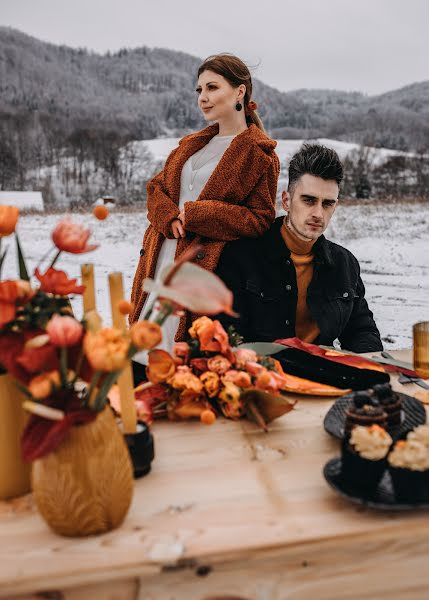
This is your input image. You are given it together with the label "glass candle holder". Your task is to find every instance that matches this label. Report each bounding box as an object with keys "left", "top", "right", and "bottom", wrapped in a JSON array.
[{"left": 413, "top": 321, "right": 429, "bottom": 379}]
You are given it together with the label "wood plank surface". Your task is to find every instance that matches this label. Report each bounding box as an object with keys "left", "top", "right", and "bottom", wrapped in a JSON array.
[{"left": 2, "top": 350, "right": 429, "bottom": 599}]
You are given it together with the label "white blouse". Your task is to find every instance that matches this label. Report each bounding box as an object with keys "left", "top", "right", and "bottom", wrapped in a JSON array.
[{"left": 134, "top": 134, "right": 235, "bottom": 365}]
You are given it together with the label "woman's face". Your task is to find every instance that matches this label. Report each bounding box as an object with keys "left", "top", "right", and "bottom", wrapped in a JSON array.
[{"left": 196, "top": 70, "right": 245, "bottom": 122}]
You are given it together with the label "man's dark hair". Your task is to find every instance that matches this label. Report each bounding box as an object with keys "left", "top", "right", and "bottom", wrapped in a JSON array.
[{"left": 288, "top": 144, "right": 343, "bottom": 193}]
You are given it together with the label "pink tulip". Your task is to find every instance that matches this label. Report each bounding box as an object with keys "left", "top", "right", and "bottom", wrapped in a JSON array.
[
  {"left": 52, "top": 219, "right": 98, "bottom": 254},
  {"left": 234, "top": 348, "right": 258, "bottom": 369},
  {"left": 46, "top": 315, "right": 84, "bottom": 347}
]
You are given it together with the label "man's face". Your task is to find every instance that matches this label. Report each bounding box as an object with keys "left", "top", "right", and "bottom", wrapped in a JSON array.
[{"left": 282, "top": 174, "right": 339, "bottom": 241}]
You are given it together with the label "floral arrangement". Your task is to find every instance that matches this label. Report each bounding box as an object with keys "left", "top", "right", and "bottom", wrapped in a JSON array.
[
  {"left": 133, "top": 316, "right": 297, "bottom": 430},
  {"left": 0, "top": 204, "right": 238, "bottom": 458},
  {"left": 0, "top": 206, "right": 161, "bottom": 460}
]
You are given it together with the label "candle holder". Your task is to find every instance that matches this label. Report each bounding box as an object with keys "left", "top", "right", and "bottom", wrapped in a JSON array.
[{"left": 120, "top": 419, "right": 155, "bottom": 479}]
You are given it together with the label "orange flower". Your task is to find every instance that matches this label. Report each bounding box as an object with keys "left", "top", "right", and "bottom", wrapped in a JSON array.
[
  {"left": 169, "top": 367, "right": 203, "bottom": 393},
  {"left": 172, "top": 341, "right": 190, "bottom": 365},
  {"left": 92, "top": 205, "right": 109, "bottom": 220},
  {"left": 189, "top": 316, "right": 213, "bottom": 339},
  {"left": 198, "top": 320, "right": 233, "bottom": 359},
  {"left": 130, "top": 320, "right": 162, "bottom": 350},
  {"left": 118, "top": 299, "right": 134, "bottom": 315},
  {"left": 35, "top": 267, "right": 85, "bottom": 295},
  {"left": 234, "top": 348, "right": 258, "bottom": 369},
  {"left": 46, "top": 315, "right": 84, "bottom": 347},
  {"left": 218, "top": 382, "right": 245, "bottom": 419},
  {"left": 0, "top": 280, "right": 33, "bottom": 327},
  {"left": 84, "top": 328, "right": 130, "bottom": 372},
  {"left": 207, "top": 354, "right": 232, "bottom": 375},
  {"left": 200, "top": 371, "right": 220, "bottom": 398},
  {"left": 245, "top": 361, "right": 265, "bottom": 376},
  {"left": 146, "top": 349, "right": 176, "bottom": 383},
  {"left": 52, "top": 219, "right": 98, "bottom": 254},
  {"left": 0, "top": 205, "right": 19, "bottom": 237},
  {"left": 28, "top": 370, "right": 61, "bottom": 399},
  {"left": 222, "top": 369, "right": 252, "bottom": 388}
]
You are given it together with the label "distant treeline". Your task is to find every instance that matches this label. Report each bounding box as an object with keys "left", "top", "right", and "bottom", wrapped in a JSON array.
[{"left": 0, "top": 26, "right": 428, "bottom": 203}]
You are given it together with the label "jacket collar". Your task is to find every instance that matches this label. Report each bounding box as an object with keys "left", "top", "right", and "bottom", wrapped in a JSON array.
[
  {"left": 187, "top": 123, "right": 277, "bottom": 155},
  {"left": 262, "top": 217, "right": 335, "bottom": 268}
]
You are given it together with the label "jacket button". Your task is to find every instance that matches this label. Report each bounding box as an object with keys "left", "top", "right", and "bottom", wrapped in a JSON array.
[
  {"left": 343, "top": 292, "right": 349, "bottom": 298},
  {"left": 285, "top": 319, "right": 290, "bottom": 326},
  {"left": 140, "top": 248, "right": 145, "bottom": 256},
  {"left": 285, "top": 284, "right": 292, "bottom": 291},
  {"left": 196, "top": 250, "right": 205, "bottom": 260}
]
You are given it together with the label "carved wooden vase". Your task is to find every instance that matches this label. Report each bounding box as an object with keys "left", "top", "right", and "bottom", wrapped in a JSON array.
[
  {"left": 32, "top": 406, "right": 134, "bottom": 537},
  {"left": 0, "top": 374, "right": 31, "bottom": 500}
]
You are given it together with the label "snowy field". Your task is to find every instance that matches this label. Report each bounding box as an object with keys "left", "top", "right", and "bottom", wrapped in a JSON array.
[{"left": 3, "top": 201, "right": 429, "bottom": 350}]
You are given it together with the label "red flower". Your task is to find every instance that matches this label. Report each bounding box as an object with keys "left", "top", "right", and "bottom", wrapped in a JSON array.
[
  {"left": 52, "top": 219, "right": 98, "bottom": 254},
  {"left": 35, "top": 267, "right": 85, "bottom": 295},
  {"left": 46, "top": 315, "right": 83, "bottom": 347}
]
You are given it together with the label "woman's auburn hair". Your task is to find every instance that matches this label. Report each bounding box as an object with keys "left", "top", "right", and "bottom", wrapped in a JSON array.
[{"left": 197, "top": 53, "right": 265, "bottom": 132}]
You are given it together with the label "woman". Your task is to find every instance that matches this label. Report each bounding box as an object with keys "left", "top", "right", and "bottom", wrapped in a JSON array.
[{"left": 130, "top": 53, "right": 280, "bottom": 363}]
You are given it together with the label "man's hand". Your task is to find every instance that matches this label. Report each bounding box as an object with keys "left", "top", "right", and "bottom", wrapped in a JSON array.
[
  {"left": 178, "top": 210, "right": 185, "bottom": 225},
  {"left": 171, "top": 218, "right": 185, "bottom": 238}
]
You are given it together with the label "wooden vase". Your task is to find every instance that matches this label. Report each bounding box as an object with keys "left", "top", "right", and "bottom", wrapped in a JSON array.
[
  {"left": 0, "top": 374, "right": 31, "bottom": 500},
  {"left": 32, "top": 406, "right": 134, "bottom": 537}
]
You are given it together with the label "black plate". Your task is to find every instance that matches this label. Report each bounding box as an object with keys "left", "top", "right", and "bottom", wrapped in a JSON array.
[
  {"left": 323, "top": 392, "right": 426, "bottom": 441},
  {"left": 324, "top": 457, "right": 429, "bottom": 510}
]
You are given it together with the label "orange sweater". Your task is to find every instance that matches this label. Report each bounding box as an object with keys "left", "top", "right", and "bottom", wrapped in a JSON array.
[{"left": 280, "top": 222, "right": 320, "bottom": 343}]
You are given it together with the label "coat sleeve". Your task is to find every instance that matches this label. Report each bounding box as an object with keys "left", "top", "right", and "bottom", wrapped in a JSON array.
[
  {"left": 183, "top": 155, "right": 279, "bottom": 241},
  {"left": 339, "top": 275, "right": 383, "bottom": 353},
  {"left": 146, "top": 168, "right": 180, "bottom": 238}
]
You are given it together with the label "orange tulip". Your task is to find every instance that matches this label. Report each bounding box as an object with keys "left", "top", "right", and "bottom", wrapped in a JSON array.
[
  {"left": 0, "top": 205, "right": 19, "bottom": 237},
  {"left": 130, "top": 320, "right": 162, "bottom": 350},
  {"left": 146, "top": 349, "right": 176, "bottom": 384},
  {"left": 52, "top": 218, "right": 98, "bottom": 254},
  {"left": 35, "top": 267, "right": 85, "bottom": 295},
  {"left": 222, "top": 369, "right": 252, "bottom": 388},
  {"left": 0, "top": 279, "right": 33, "bottom": 327},
  {"left": 84, "top": 328, "right": 130, "bottom": 372}
]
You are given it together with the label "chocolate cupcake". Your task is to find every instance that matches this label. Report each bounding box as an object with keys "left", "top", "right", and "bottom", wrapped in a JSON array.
[
  {"left": 388, "top": 438, "right": 429, "bottom": 502},
  {"left": 341, "top": 424, "right": 392, "bottom": 494},
  {"left": 372, "top": 383, "right": 402, "bottom": 427},
  {"left": 345, "top": 391, "right": 388, "bottom": 434}
]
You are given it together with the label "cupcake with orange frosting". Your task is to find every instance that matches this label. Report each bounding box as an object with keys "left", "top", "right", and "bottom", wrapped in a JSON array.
[
  {"left": 341, "top": 424, "right": 392, "bottom": 493},
  {"left": 388, "top": 436, "right": 429, "bottom": 502}
]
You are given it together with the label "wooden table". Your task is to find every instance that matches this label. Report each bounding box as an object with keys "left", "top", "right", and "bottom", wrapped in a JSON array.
[{"left": 2, "top": 350, "right": 429, "bottom": 600}]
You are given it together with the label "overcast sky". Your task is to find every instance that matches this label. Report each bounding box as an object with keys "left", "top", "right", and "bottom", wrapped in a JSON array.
[{"left": 1, "top": 0, "right": 428, "bottom": 94}]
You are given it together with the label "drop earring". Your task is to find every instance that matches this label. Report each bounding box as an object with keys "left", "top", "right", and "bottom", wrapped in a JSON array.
[{"left": 235, "top": 101, "right": 242, "bottom": 112}]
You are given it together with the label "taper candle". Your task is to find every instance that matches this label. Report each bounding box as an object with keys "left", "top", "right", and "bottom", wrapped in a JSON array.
[{"left": 108, "top": 272, "right": 137, "bottom": 433}]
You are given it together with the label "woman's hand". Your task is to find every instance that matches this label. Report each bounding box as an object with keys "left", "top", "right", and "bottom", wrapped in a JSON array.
[{"left": 171, "top": 218, "right": 185, "bottom": 239}]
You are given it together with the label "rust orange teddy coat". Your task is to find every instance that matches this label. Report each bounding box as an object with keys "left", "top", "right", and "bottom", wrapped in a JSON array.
[{"left": 130, "top": 122, "right": 280, "bottom": 339}]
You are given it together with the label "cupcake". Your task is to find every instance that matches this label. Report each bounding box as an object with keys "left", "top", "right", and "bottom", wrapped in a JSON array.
[
  {"left": 388, "top": 438, "right": 429, "bottom": 502},
  {"left": 372, "top": 383, "right": 402, "bottom": 427},
  {"left": 407, "top": 425, "right": 429, "bottom": 448},
  {"left": 341, "top": 424, "right": 392, "bottom": 494},
  {"left": 344, "top": 391, "right": 388, "bottom": 434}
]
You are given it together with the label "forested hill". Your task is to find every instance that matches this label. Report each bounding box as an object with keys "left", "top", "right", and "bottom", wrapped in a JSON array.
[{"left": 1, "top": 26, "right": 428, "bottom": 152}]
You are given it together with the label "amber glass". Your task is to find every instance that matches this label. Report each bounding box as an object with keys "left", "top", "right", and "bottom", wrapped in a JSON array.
[{"left": 413, "top": 321, "right": 429, "bottom": 379}]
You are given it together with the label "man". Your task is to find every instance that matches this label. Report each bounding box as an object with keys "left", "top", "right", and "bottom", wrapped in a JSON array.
[{"left": 216, "top": 143, "right": 383, "bottom": 353}]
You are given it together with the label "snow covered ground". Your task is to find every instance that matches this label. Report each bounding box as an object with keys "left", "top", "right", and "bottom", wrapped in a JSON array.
[{"left": 4, "top": 201, "right": 428, "bottom": 350}]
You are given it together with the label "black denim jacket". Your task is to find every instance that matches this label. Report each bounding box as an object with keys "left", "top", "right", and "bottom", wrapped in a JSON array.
[{"left": 215, "top": 217, "right": 383, "bottom": 353}]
